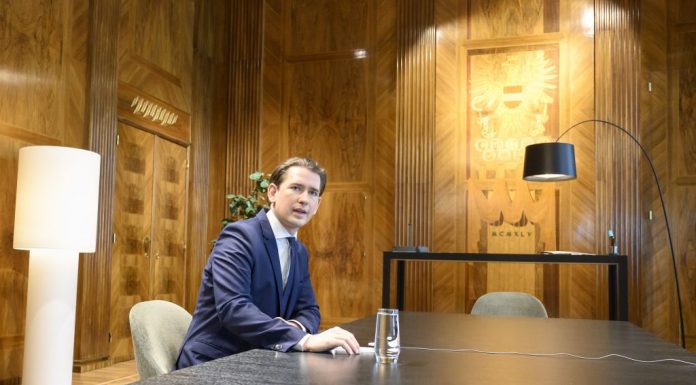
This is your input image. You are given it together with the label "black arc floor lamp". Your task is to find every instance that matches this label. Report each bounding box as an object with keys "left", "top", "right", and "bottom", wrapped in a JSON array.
[{"left": 522, "top": 118, "right": 686, "bottom": 349}]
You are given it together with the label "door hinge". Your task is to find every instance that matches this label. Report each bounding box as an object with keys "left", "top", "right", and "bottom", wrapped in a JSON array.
[
  {"left": 112, "top": 232, "right": 116, "bottom": 244},
  {"left": 116, "top": 134, "right": 120, "bottom": 145}
]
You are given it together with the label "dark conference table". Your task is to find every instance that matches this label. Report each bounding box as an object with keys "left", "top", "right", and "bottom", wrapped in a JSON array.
[{"left": 135, "top": 312, "right": 696, "bottom": 384}]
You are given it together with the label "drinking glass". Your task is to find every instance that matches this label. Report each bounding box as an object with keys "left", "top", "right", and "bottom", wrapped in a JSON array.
[{"left": 374, "top": 308, "right": 400, "bottom": 364}]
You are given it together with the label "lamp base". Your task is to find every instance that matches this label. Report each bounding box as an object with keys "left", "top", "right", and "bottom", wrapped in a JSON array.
[{"left": 22, "top": 249, "right": 79, "bottom": 385}]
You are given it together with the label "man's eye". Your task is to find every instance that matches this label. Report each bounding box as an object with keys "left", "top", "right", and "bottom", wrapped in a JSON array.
[
  {"left": 290, "top": 185, "right": 301, "bottom": 191},
  {"left": 309, "top": 190, "right": 320, "bottom": 197}
]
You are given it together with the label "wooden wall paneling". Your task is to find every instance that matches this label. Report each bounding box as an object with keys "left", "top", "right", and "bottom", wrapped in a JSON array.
[
  {"left": 1, "top": 0, "right": 88, "bottom": 380},
  {"left": 301, "top": 191, "right": 371, "bottom": 326},
  {"left": 0, "top": 1, "right": 64, "bottom": 141},
  {"left": 396, "top": 0, "right": 436, "bottom": 312},
  {"left": 559, "top": 0, "right": 598, "bottom": 320},
  {"left": 667, "top": 2, "right": 696, "bottom": 348},
  {"left": 109, "top": 124, "right": 154, "bottom": 364},
  {"left": 281, "top": 0, "right": 375, "bottom": 326},
  {"left": 639, "top": 0, "right": 678, "bottom": 346},
  {"left": 468, "top": 0, "right": 547, "bottom": 39},
  {"left": 373, "top": 0, "right": 397, "bottom": 311},
  {"left": 64, "top": 0, "right": 91, "bottom": 150},
  {"left": 227, "top": 0, "right": 263, "bottom": 195},
  {"left": 462, "top": 0, "right": 562, "bottom": 314},
  {"left": 75, "top": 0, "right": 120, "bottom": 373},
  {"left": 431, "top": 0, "right": 465, "bottom": 314},
  {"left": 594, "top": 0, "right": 641, "bottom": 322},
  {"left": 286, "top": 60, "right": 370, "bottom": 181},
  {"left": 151, "top": 137, "right": 188, "bottom": 304},
  {"left": 673, "top": 30, "right": 696, "bottom": 182},
  {"left": 117, "top": 0, "right": 194, "bottom": 114},
  {"left": 107, "top": 0, "right": 195, "bottom": 366},
  {"left": 0, "top": 140, "right": 31, "bottom": 383},
  {"left": 205, "top": 3, "right": 232, "bottom": 264},
  {"left": 673, "top": 186, "right": 696, "bottom": 348},
  {"left": 188, "top": 0, "right": 228, "bottom": 313},
  {"left": 287, "top": 0, "right": 368, "bottom": 55},
  {"left": 260, "top": 0, "right": 285, "bottom": 172}
]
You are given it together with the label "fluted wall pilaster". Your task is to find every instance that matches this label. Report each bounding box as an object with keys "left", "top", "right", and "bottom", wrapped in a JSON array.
[{"left": 395, "top": 0, "right": 436, "bottom": 310}]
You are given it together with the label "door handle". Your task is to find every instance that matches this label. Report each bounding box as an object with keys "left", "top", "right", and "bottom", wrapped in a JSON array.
[{"left": 143, "top": 236, "right": 151, "bottom": 258}]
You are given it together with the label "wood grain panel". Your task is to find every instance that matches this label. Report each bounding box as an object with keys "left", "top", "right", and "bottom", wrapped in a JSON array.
[
  {"left": 432, "top": 0, "right": 465, "bottom": 313},
  {"left": 260, "top": 0, "right": 285, "bottom": 172},
  {"left": 560, "top": 0, "right": 599, "bottom": 320},
  {"left": 286, "top": 59, "right": 369, "bottom": 182},
  {"left": 673, "top": 186, "right": 696, "bottom": 347},
  {"left": 300, "top": 192, "right": 371, "bottom": 326},
  {"left": 372, "top": 0, "right": 397, "bottom": 312},
  {"left": 665, "top": 0, "right": 696, "bottom": 348},
  {"left": 0, "top": 1, "right": 63, "bottom": 140},
  {"left": 673, "top": 31, "right": 696, "bottom": 179},
  {"left": 0, "top": 139, "right": 30, "bottom": 383},
  {"left": 117, "top": 0, "right": 194, "bottom": 112},
  {"left": 639, "top": 0, "right": 677, "bottom": 346},
  {"left": 287, "top": 0, "right": 369, "bottom": 55},
  {"left": 110, "top": 124, "right": 155, "bottom": 364},
  {"left": 468, "top": 0, "right": 546, "bottom": 39},
  {"left": 152, "top": 137, "right": 188, "bottom": 304},
  {"left": 188, "top": 0, "right": 228, "bottom": 312}
]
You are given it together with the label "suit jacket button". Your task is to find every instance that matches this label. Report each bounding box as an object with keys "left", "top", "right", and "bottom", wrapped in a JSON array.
[{"left": 274, "top": 344, "right": 282, "bottom": 350}]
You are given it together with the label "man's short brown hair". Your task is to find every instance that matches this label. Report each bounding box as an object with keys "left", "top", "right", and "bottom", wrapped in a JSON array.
[{"left": 269, "top": 157, "right": 327, "bottom": 195}]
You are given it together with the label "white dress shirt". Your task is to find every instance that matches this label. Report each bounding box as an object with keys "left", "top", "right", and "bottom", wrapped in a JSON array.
[{"left": 266, "top": 209, "right": 310, "bottom": 350}]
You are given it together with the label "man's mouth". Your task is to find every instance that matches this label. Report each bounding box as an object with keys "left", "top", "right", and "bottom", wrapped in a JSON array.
[{"left": 293, "top": 208, "right": 307, "bottom": 215}]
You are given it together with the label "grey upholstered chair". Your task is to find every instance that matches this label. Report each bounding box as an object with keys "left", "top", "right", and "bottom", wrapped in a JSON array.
[
  {"left": 129, "top": 300, "right": 192, "bottom": 379},
  {"left": 471, "top": 291, "right": 548, "bottom": 318}
]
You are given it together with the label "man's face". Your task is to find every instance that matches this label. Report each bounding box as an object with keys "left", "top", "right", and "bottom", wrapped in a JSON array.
[{"left": 268, "top": 166, "right": 322, "bottom": 233}]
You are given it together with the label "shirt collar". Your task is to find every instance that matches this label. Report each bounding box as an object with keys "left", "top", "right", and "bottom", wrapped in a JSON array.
[{"left": 266, "top": 209, "right": 297, "bottom": 239}]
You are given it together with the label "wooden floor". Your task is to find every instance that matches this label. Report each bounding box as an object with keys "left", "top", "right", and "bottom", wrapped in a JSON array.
[{"left": 72, "top": 360, "right": 139, "bottom": 385}]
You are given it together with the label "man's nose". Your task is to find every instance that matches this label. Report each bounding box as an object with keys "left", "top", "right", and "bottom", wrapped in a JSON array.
[{"left": 297, "top": 190, "right": 309, "bottom": 203}]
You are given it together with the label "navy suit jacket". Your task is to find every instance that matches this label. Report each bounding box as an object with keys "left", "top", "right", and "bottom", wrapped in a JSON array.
[{"left": 176, "top": 210, "right": 320, "bottom": 369}]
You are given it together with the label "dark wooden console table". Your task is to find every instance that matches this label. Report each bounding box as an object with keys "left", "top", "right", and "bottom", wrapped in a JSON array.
[{"left": 382, "top": 251, "right": 628, "bottom": 321}]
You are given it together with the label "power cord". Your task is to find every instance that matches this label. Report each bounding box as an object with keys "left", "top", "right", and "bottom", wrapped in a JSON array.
[{"left": 399, "top": 346, "right": 696, "bottom": 367}]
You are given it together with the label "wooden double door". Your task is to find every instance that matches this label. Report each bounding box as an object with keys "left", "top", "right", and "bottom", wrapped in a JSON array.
[{"left": 109, "top": 123, "right": 189, "bottom": 363}]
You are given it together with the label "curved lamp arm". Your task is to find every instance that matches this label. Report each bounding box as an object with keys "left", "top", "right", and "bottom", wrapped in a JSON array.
[{"left": 524, "top": 118, "right": 685, "bottom": 349}]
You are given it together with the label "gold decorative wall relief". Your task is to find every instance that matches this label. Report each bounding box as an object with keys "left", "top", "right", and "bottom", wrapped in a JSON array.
[
  {"left": 465, "top": 45, "right": 560, "bottom": 297},
  {"left": 468, "top": 179, "right": 555, "bottom": 253},
  {"left": 468, "top": 44, "right": 559, "bottom": 172}
]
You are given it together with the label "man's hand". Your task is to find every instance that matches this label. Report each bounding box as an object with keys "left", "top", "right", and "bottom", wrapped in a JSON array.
[{"left": 303, "top": 327, "right": 360, "bottom": 354}]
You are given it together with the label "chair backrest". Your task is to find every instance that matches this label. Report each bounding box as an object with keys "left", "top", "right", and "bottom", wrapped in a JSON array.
[
  {"left": 471, "top": 291, "right": 548, "bottom": 318},
  {"left": 129, "top": 300, "right": 192, "bottom": 379}
]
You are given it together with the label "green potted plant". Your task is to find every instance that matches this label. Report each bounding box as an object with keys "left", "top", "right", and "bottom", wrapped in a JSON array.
[{"left": 222, "top": 171, "right": 270, "bottom": 225}]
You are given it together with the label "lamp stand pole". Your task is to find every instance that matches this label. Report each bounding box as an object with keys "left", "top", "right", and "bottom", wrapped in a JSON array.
[
  {"left": 558, "top": 119, "right": 686, "bottom": 349},
  {"left": 22, "top": 249, "right": 80, "bottom": 385}
]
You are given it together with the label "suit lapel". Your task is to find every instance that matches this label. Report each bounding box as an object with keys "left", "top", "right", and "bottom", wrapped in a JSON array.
[{"left": 257, "top": 210, "right": 284, "bottom": 310}]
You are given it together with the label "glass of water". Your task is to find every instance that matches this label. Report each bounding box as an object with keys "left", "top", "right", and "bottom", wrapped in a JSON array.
[{"left": 374, "top": 308, "right": 400, "bottom": 364}]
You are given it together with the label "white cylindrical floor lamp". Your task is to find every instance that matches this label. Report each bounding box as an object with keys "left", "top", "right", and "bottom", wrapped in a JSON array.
[{"left": 13, "top": 146, "right": 101, "bottom": 385}]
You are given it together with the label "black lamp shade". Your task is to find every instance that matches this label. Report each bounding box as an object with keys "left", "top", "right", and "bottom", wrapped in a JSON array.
[{"left": 523, "top": 142, "right": 577, "bottom": 181}]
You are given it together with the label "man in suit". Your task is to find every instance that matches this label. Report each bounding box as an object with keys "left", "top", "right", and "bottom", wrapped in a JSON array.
[{"left": 176, "top": 157, "right": 360, "bottom": 369}]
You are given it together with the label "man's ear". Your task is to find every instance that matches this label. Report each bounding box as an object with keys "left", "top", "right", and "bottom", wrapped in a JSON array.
[{"left": 267, "top": 183, "right": 278, "bottom": 203}]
